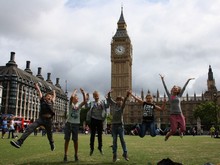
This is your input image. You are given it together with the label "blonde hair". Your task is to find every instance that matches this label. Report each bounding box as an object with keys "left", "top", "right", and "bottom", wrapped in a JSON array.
[
  {"left": 171, "top": 85, "right": 181, "bottom": 95},
  {"left": 93, "top": 91, "right": 99, "bottom": 95}
]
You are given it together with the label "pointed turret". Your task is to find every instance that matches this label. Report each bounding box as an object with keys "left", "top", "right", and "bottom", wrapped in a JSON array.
[
  {"left": 113, "top": 7, "right": 130, "bottom": 40},
  {"left": 207, "top": 65, "right": 217, "bottom": 92}
]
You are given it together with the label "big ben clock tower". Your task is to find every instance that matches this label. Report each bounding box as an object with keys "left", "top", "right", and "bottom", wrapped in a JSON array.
[{"left": 111, "top": 7, "right": 133, "bottom": 99}]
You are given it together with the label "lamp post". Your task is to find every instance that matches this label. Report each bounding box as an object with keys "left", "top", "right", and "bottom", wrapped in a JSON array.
[
  {"left": 0, "top": 85, "right": 3, "bottom": 115},
  {"left": 213, "top": 92, "right": 219, "bottom": 126}
]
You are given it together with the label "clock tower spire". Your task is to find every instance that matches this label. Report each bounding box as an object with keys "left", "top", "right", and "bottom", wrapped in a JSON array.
[{"left": 111, "top": 7, "right": 133, "bottom": 99}]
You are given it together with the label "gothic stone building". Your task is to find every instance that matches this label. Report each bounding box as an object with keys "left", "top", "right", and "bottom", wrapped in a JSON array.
[
  {"left": 111, "top": 8, "right": 220, "bottom": 132},
  {"left": 0, "top": 52, "right": 68, "bottom": 128}
]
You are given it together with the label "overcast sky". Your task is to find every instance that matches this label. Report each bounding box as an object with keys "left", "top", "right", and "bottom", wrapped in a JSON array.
[{"left": 0, "top": 0, "right": 220, "bottom": 98}]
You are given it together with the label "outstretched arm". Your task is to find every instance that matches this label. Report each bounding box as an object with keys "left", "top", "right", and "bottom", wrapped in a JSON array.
[
  {"left": 159, "top": 74, "right": 170, "bottom": 97},
  {"left": 155, "top": 97, "right": 166, "bottom": 111},
  {"left": 121, "top": 90, "right": 130, "bottom": 109},
  {"left": 128, "top": 90, "right": 143, "bottom": 104},
  {"left": 70, "top": 89, "right": 77, "bottom": 104},
  {"left": 106, "top": 89, "right": 115, "bottom": 105},
  {"left": 35, "top": 83, "right": 43, "bottom": 99},
  {"left": 79, "top": 88, "right": 86, "bottom": 107},
  {"left": 179, "top": 78, "right": 195, "bottom": 96}
]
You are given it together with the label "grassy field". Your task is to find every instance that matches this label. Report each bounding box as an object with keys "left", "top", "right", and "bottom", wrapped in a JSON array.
[{"left": 0, "top": 133, "right": 220, "bottom": 165}]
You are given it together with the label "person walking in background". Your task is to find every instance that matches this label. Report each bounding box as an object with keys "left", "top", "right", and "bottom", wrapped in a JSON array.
[
  {"left": 128, "top": 91, "right": 166, "bottom": 138},
  {"left": 106, "top": 89, "right": 130, "bottom": 162},
  {"left": 159, "top": 74, "right": 194, "bottom": 141},
  {"left": 210, "top": 125, "right": 215, "bottom": 138},
  {"left": 10, "top": 83, "right": 56, "bottom": 151},
  {"left": 1, "top": 116, "right": 8, "bottom": 139},
  {"left": 86, "top": 90, "right": 108, "bottom": 156},
  {"left": 8, "top": 116, "right": 15, "bottom": 139},
  {"left": 63, "top": 88, "right": 86, "bottom": 162}
]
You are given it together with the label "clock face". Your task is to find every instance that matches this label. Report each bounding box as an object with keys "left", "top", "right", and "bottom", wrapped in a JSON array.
[{"left": 115, "top": 45, "right": 125, "bottom": 55}]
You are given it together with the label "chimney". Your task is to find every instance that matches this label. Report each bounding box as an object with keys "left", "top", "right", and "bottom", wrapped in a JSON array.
[
  {"left": 55, "top": 78, "right": 61, "bottom": 88},
  {"left": 46, "top": 73, "right": 53, "bottom": 84},
  {"left": 36, "top": 67, "right": 44, "bottom": 80},
  {"left": 24, "top": 61, "right": 33, "bottom": 75},
  {"left": 6, "top": 52, "right": 18, "bottom": 67}
]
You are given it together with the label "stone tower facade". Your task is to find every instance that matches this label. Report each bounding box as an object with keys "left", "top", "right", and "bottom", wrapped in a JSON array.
[{"left": 111, "top": 7, "right": 132, "bottom": 100}]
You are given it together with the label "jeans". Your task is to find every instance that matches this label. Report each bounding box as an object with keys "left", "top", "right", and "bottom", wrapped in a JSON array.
[
  {"left": 138, "top": 120, "right": 159, "bottom": 137},
  {"left": 18, "top": 117, "right": 54, "bottom": 144},
  {"left": 112, "top": 124, "right": 127, "bottom": 154},
  {"left": 8, "top": 129, "right": 15, "bottom": 138}
]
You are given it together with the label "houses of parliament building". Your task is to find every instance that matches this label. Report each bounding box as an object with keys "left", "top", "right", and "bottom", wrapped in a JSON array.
[{"left": 0, "top": 8, "right": 219, "bottom": 132}]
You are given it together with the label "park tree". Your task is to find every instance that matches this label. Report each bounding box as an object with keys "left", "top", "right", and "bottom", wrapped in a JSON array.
[{"left": 193, "top": 101, "right": 220, "bottom": 128}]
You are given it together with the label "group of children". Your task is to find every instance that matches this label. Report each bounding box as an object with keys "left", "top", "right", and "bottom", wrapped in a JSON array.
[{"left": 10, "top": 75, "right": 194, "bottom": 163}]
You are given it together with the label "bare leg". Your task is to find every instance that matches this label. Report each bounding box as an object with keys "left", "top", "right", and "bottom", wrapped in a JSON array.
[
  {"left": 74, "top": 141, "right": 79, "bottom": 161},
  {"left": 64, "top": 140, "right": 69, "bottom": 156}
]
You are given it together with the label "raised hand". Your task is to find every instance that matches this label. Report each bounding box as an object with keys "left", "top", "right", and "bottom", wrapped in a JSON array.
[{"left": 159, "top": 74, "right": 164, "bottom": 80}]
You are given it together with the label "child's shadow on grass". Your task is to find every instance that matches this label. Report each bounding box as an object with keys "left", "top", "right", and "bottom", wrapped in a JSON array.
[{"left": 18, "top": 160, "right": 140, "bottom": 165}]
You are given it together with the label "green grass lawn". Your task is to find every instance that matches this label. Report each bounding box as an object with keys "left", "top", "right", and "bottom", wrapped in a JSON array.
[{"left": 0, "top": 133, "right": 220, "bottom": 165}]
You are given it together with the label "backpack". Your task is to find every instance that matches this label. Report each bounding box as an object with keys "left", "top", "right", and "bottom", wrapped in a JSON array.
[{"left": 157, "top": 158, "right": 183, "bottom": 165}]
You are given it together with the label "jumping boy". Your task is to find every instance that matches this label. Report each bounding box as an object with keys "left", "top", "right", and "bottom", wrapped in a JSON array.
[
  {"left": 63, "top": 88, "right": 86, "bottom": 162},
  {"left": 86, "top": 90, "right": 108, "bottom": 156},
  {"left": 10, "top": 83, "right": 56, "bottom": 151},
  {"left": 107, "top": 89, "right": 129, "bottom": 162}
]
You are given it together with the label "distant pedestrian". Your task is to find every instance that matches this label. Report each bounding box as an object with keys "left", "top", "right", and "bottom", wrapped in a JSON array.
[
  {"left": 1, "top": 117, "right": 8, "bottom": 139},
  {"left": 210, "top": 125, "right": 215, "bottom": 138},
  {"left": 8, "top": 117, "right": 15, "bottom": 139}
]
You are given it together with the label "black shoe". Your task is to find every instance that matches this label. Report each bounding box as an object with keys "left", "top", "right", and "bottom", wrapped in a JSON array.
[
  {"left": 74, "top": 155, "right": 79, "bottom": 162},
  {"left": 122, "top": 153, "right": 129, "bottom": 161},
  {"left": 113, "top": 153, "right": 117, "bottom": 162},
  {"left": 10, "top": 140, "right": 21, "bottom": 148},
  {"left": 98, "top": 148, "right": 104, "bottom": 155},
  {"left": 63, "top": 155, "right": 67, "bottom": 162},
  {"left": 159, "top": 128, "right": 164, "bottom": 135},
  {"left": 90, "top": 149, "right": 94, "bottom": 156},
  {"left": 50, "top": 143, "right": 55, "bottom": 151}
]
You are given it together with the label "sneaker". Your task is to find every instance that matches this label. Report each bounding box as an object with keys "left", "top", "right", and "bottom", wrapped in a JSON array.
[
  {"left": 158, "top": 128, "right": 164, "bottom": 135},
  {"left": 50, "top": 143, "right": 55, "bottom": 151},
  {"left": 113, "top": 153, "right": 117, "bottom": 162},
  {"left": 90, "top": 149, "right": 94, "bottom": 156},
  {"left": 180, "top": 132, "right": 183, "bottom": 138},
  {"left": 122, "top": 153, "right": 129, "bottom": 161},
  {"left": 74, "top": 155, "right": 79, "bottom": 162},
  {"left": 164, "top": 135, "right": 169, "bottom": 141},
  {"left": 10, "top": 140, "right": 21, "bottom": 148},
  {"left": 63, "top": 155, "right": 67, "bottom": 162},
  {"left": 98, "top": 148, "right": 104, "bottom": 155}
]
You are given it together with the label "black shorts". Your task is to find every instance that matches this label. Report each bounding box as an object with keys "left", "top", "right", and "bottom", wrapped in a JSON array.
[{"left": 64, "top": 122, "right": 79, "bottom": 142}]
